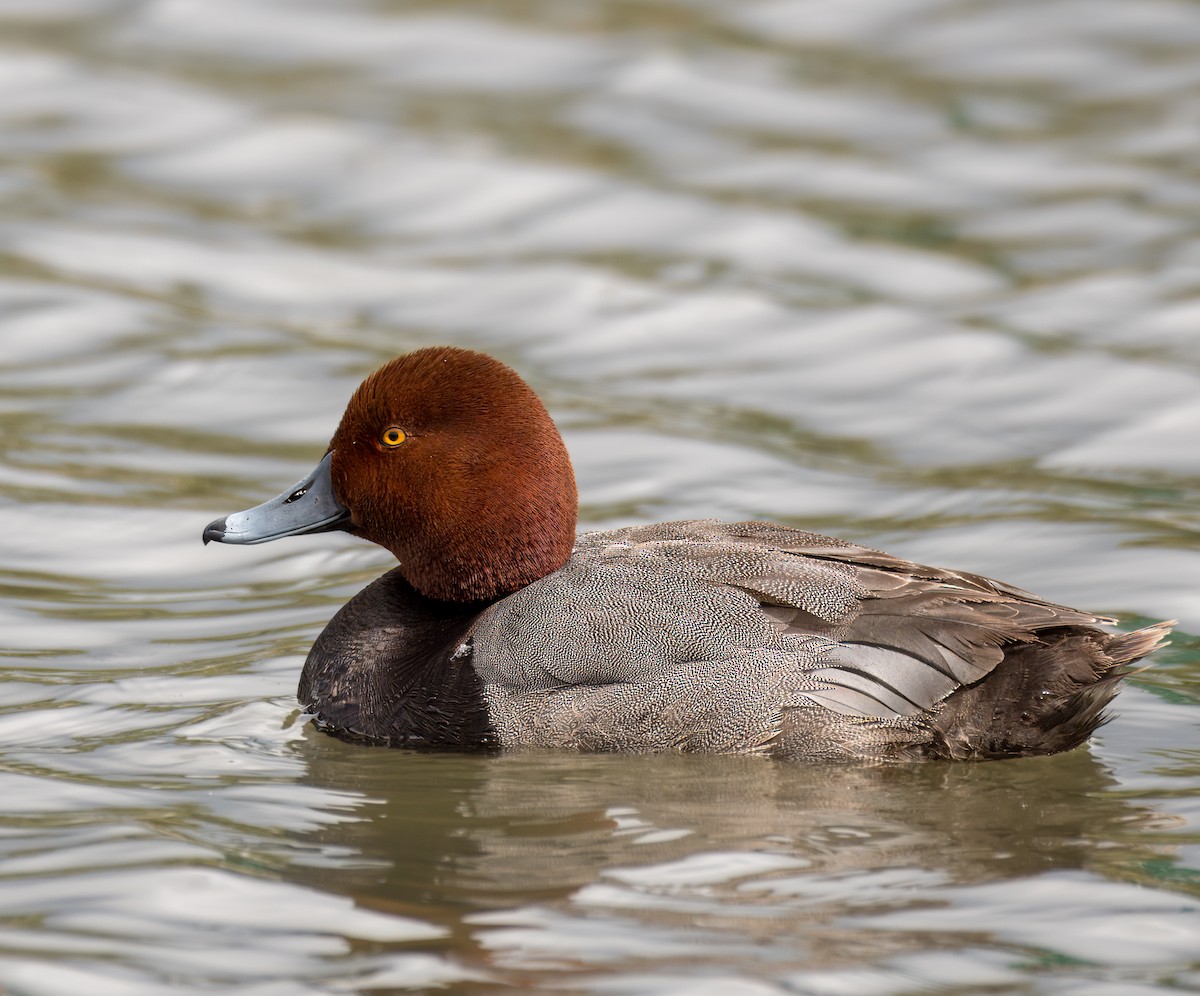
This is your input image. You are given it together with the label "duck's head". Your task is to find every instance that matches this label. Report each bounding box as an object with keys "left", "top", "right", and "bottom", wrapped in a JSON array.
[{"left": 203, "top": 347, "right": 579, "bottom": 603}]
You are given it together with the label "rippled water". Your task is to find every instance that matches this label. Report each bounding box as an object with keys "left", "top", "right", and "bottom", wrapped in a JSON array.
[{"left": 2, "top": 0, "right": 1199, "bottom": 992}]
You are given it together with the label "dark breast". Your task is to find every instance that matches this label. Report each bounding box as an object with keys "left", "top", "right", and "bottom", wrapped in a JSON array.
[{"left": 299, "top": 567, "right": 497, "bottom": 748}]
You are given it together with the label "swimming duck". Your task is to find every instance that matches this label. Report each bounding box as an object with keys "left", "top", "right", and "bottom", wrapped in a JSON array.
[{"left": 203, "top": 347, "right": 1172, "bottom": 760}]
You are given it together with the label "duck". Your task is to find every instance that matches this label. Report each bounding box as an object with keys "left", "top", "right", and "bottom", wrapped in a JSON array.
[{"left": 203, "top": 346, "right": 1173, "bottom": 760}]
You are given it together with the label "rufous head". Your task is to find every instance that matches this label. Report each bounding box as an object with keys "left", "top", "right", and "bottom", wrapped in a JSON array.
[{"left": 204, "top": 347, "right": 579, "bottom": 603}]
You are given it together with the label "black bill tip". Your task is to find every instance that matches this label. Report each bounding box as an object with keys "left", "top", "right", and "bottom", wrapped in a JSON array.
[{"left": 202, "top": 518, "right": 227, "bottom": 545}]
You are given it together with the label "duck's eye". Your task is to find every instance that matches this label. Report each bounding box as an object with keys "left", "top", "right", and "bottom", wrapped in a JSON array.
[{"left": 380, "top": 426, "right": 407, "bottom": 447}]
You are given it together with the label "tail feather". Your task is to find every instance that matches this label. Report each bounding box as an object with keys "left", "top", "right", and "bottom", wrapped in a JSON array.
[
  {"left": 927, "top": 621, "right": 1173, "bottom": 760},
  {"left": 1103, "top": 620, "right": 1174, "bottom": 665}
]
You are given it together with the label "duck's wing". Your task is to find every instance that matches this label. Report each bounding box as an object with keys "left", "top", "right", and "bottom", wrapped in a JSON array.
[
  {"left": 736, "top": 527, "right": 1108, "bottom": 719},
  {"left": 583, "top": 520, "right": 1147, "bottom": 722},
  {"left": 479, "top": 521, "right": 1169, "bottom": 758}
]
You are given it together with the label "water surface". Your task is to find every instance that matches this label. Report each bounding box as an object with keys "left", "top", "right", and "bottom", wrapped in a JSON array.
[{"left": 1, "top": 0, "right": 1199, "bottom": 992}]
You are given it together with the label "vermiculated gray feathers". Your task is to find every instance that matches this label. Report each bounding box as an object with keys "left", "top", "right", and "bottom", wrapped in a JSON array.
[{"left": 466, "top": 520, "right": 1170, "bottom": 759}]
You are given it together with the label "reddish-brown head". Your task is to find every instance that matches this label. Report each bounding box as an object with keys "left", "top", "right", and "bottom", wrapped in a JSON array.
[{"left": 327, "top": 347, "right": 578, "bottom": 603}]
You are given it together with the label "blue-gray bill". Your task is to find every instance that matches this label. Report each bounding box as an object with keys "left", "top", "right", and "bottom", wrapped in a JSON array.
[{"left": 202, "top": 451, "right": 351, "bottom": 545}]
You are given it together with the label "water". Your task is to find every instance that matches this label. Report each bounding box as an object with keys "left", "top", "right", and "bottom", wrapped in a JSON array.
[{"left": 1, "top": 0, "right": 1199, "bottom": 991}]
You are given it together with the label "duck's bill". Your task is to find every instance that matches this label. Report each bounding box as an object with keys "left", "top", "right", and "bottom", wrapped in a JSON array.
[{"left": 202, "top": 451, "right": 351, "bottom": 545}]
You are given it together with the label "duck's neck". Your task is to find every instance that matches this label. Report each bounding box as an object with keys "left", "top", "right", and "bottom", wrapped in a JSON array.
[
  {"left": 298, "top": 567, "right": 497, "bottom": 748},
  {"left": 396, "top": 515, "right": 575, "bottom": 603}
]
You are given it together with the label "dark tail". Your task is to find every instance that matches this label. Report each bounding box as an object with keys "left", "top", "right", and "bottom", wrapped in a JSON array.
[{"left": 928, "top": 620, "right": 1174, "bottom": 760}]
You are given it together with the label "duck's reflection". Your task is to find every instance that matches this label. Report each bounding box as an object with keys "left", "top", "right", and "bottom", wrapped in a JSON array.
[{"left": 288, "top": 733, "right": 1174, "bottom": 933}]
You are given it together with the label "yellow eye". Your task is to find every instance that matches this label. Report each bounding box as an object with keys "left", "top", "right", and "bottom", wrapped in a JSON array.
[{"left": 380, "top": 426, "right": 407, "bottom": 447}]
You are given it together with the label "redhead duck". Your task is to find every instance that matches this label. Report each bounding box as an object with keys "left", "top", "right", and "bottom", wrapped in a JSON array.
[{"left": 203, "top": 347, "right": 1172, "bottom": 760}]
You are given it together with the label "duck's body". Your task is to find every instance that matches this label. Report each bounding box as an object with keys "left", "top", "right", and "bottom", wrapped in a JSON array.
[
  {"left": 299, "top": 519, "right": 1168, "bottom": 760},
  {"left": 204, "top": 347, "right": 1172, "bottom": 761}
]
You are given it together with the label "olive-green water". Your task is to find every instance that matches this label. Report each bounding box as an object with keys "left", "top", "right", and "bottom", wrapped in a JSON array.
[{"left": 1, "top": 1, "right": 1199, "bottom": 992}]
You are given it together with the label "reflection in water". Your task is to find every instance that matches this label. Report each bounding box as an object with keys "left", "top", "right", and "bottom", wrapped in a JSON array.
[{"left": 290, "top": 739, "right": 1192, "bottom": 984}]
